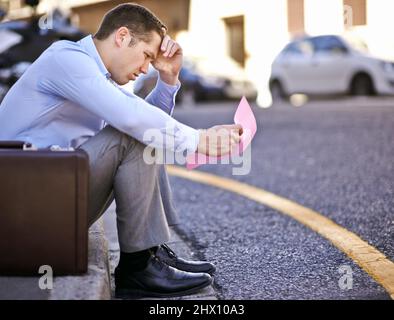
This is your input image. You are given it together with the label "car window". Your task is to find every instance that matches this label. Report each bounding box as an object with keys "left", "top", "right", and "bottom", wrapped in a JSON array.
[
  {"left": 311, "top": 36, "right": 347, "bottom": 54},
  {"left": 282, "top": 40, "right": 314, "bottom": 57},
  {"left": 298, "top": 40, "right": 314, "bottom": 55},
  {"left": 283, "top": 43, "right": 302, "bottom": 55}
]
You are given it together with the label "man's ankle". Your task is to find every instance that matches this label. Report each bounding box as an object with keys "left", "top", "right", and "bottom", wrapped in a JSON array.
[{"left": 118, "top": 249, "right": 152, "bottom": 272}]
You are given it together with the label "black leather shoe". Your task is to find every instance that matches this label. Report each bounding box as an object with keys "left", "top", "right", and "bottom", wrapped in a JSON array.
[
  {"left": 115, "top": 255, "right": 213, "bottom": 298},
  {"left": 154, "top": 244, "right": 216, "bottom": 275}
]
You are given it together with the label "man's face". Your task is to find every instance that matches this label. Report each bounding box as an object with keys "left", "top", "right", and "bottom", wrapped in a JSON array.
[{"left": 111, "top": 29, "right": 162, "bottom": 85}]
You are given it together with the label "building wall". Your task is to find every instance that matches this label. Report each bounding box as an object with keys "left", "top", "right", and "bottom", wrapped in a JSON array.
[
  {"left": 361, "top": 0, "right": 394, "bottom": 60},
  {"left": 2, "top": 0, "right": 190, "bottom": 38},
  {"left": 71, "top": 0, "right": 190, "bottom": 37},
  {"left": 186, "top": 0, "right": 289, "bottom": 107},
  {"left": 287, "top": 0, "right": 304, "bottom": 36},
  {"left": 304, "top": 0, "right": 344, "bottom": 35},
  {"left": 244, "top": 0, "right": 288, "bottom": 106}
]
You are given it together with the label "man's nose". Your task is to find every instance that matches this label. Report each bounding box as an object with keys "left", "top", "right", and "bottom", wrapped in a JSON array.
[{"left": 140, "top": 61, "right": 150, "bottom": 74}]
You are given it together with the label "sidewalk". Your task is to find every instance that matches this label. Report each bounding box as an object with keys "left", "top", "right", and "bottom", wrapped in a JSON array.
[
  {"left": 0, "top": 220, "right": 110, "bottom": 300},
  {"left": 0, "top": 203, "right": 217, "bottom": 300}
]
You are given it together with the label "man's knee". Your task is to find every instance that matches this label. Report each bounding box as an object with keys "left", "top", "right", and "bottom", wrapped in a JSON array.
[
  {"left": 104, "top": 126, "right": 156, "bottom": 166},
  {"left": 103, "top": 125, "right": 133, "bottom": 143},
  {"left": 103, "top": 125, "right": 140, "bottom": 151}
]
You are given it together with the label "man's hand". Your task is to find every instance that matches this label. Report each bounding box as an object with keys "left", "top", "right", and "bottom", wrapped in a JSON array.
[
  {"left": 197, "top": 124, "right": 243, "bottom": 157},
  {"left": 152, "top": 31, "right": 183, "bottom": 86}
]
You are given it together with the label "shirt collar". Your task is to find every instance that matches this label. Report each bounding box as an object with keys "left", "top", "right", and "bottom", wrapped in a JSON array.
[{"left": 79, "top": 35, "right": 111, "bottom": 78}]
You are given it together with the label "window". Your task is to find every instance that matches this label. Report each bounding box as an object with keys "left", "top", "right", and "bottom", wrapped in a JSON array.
[
  {"left": 343, "top": 0, "right": 366, "bottom": 27},
  {"left": 311, "top": 36, "right": 348, "bottom": 53},
  {"left": 287, "top": 0, "right": 304, "bottom": 34},
  {"left": 283, "top": 43, "right": 303, "bottom": 55},
  {"left": 282, "top": 39, "right": 313, "bottom": 57},
  {"left": 298, "top": 40, "right": 314, "bottom": 56},
  {"left": 223, "top": 15, "right": 245, "bottom": 67}
]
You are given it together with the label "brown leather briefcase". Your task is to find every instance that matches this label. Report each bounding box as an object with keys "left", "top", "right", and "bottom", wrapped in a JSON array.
[{"left": 0, "top": 141, "right": 89, "bottom": 275}]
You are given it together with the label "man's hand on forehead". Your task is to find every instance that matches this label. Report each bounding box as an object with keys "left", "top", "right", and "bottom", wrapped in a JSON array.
[
  {"left": 152, "top": 28, "right": 183, "bottom": 85},
  {"left": 159, "top": 29, "right": 181, "bottom": 58}
]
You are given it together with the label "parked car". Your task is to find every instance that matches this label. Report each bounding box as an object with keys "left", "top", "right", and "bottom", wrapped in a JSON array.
[
  {"left": 269, "top": 34, "right": 394, "bottom": 102},
  {"left": 134, "top": 56, "right": 258, "bottom": 103}
]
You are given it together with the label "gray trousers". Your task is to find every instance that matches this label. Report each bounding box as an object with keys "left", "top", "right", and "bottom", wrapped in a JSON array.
[{"left": 78, "top": 125, "right": 179, "bottom": 253}]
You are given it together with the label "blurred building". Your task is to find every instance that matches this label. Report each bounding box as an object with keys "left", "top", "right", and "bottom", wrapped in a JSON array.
[
  {"left": 183, "top": 0, "right": 394, "bottom": 106},
  {"left": 0, "top": 0, "right": 190, "bottom": 38},
  {"left": 2, "top": 0, "right": 394, "bottom": 106}
]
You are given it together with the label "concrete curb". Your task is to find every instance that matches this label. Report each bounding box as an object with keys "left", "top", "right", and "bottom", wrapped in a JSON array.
[
  {"left": 50, "top": 219, "right": 111, "bottom": 300},
  {"left": 0, "top": 207, "right": 216, "bottom": 300},
  {"left": 0, "top": 218, "right": 111, "bottom": 300}
]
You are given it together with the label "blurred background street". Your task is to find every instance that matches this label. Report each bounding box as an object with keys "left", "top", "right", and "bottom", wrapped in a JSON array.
[
  {"left": 4, "top": 0, "right": 394, "bottom": 106},
  {"left": 1, "top": 0, "right": 393, "bottom": 300}
]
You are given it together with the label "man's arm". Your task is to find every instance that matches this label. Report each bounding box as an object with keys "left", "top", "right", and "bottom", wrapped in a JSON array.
[
  {"left": 144, "top": 32, "right": 184, "bottom": 116},
  {"left": 39, "top": 48, "right": 199, "bottom": 154},
  {"left": 144, "top": 75, "right": 180, "bottom": 115},
  {"left": 144, "top": 34, "right": 244, "bottom": 156},
  {"left": 39, "top": 46, "right": 242, "bottom": 157}
]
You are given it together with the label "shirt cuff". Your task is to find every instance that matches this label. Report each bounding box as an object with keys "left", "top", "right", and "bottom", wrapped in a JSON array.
[{"left": 157, "top": 76, "right": 181, "bottom": 115}]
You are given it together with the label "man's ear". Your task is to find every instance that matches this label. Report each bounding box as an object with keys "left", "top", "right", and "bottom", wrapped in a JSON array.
[{"left": 114, "top": 27, "right": 130, "bottom": 47}]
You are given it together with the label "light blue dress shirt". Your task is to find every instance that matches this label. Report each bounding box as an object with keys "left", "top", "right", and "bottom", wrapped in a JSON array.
[{"left": 0, "top": 35, "right": 199, "bottom": 153}]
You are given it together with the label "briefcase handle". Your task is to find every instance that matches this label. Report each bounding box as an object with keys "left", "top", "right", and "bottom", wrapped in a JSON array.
[{"left": 0, "top": 140, "right": 33, "bottom": 149}]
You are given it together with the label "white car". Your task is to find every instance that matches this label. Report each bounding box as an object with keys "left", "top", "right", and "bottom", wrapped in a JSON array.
[{"left": 269, "top": 35, "right": 394, "bottom": 101}]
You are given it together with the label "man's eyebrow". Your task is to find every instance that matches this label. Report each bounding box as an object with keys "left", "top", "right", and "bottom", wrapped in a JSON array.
[{"left": 146, "top": 51, "right": 157, "bottom": 60}]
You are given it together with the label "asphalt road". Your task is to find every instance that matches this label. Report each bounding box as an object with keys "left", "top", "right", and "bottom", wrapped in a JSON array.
[{"left": 169, "top": 97, "right": 394, "bottom": 300}]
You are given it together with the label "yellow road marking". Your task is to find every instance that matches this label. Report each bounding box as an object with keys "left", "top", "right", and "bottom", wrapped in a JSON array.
[{"left": 167, "top": 165, "right": 394, "bottom": 299}]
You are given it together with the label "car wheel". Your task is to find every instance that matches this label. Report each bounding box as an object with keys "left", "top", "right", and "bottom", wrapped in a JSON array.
[
  {"left": 270, "top": 81, "right": 287, "bottom": 103},
  {"left": 351, "top": 74, "right": 375, "bottom": 96}
]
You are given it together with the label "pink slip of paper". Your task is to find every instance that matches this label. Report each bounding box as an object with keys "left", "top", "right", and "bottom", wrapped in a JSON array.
[{"left": 186, "top": 96, "right": 257, "bottom": 169}]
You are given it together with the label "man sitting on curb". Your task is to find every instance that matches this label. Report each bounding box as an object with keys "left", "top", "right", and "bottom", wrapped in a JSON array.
[{"left": 0, "top": 3, "right": 242, "bottom": 298}]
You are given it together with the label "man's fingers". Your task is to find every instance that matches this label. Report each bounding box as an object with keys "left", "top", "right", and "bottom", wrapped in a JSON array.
[
  {"left": 161, "top": 35, "right": 171, "bottom": 51},
  {"left": 164, "top": 41, "right": 176, "bottom": 57},
  {"left": 220, "top": 124, "right": 243, "bottom": 134},
  {"left": 231, "top": 130, "right": 241, "bottom": 144},
  {"left": 199, "top": 125, "right": 244, "bottom": 156},
  {"left": 211, "top": 125, "right": 243, "bottom": 146},
  {"left": 167, "top": 42, "right": 180, "bottom": 57},
  {"left": 233, "top": 124, "right": 243, "bottom": 135},
  {"left": 160, "top": 35, "right": 181, "bottom": 58}
]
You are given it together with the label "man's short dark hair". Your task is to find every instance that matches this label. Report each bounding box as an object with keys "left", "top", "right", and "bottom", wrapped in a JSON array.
[{"left": 94, "top": 3, "right": 167, "bottom": 44}]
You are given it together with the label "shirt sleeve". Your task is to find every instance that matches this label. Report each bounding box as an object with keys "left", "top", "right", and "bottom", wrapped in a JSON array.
[
  {"left": 37, "top": 47, "right": 199, "bottom": 154},
  {"left": 144, "top": 76, "right": 180, "bottom": 116}
]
